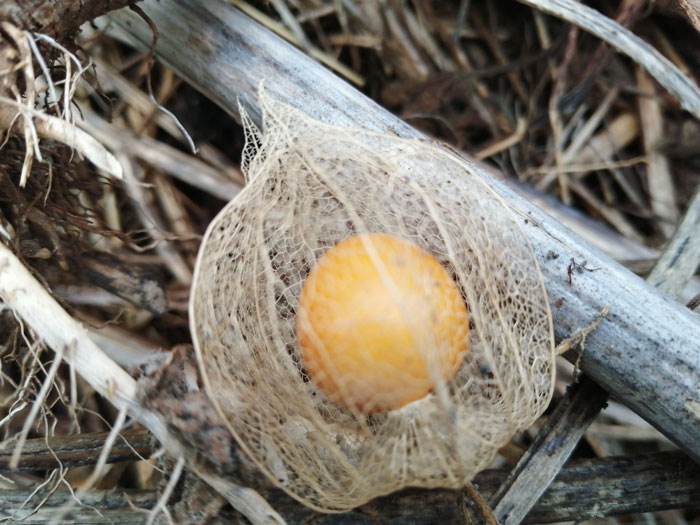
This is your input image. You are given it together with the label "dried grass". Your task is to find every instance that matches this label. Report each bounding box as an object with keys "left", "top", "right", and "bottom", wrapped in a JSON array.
[{"left": 0, "top": 0, "right": 698, "bottom": 523}]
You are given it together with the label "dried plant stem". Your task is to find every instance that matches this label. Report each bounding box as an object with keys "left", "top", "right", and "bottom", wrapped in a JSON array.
[
  {"left": 9, "top": 343, "right": 64, "bottom": 469},
  {"left": 534, "top": 112, "right": 640, "bottom": 191},
  {"left": 3, "top": 22, "right": 38, "bottom": 187},
  {"left": 554, "top": 305, "right": 610, "bottom": 356},
  {"left": 488, "top": 376, "right": 609, "bottom": 525},
  {"left": 0, "top": 101, "right": 123, "bottom": 179},
  {"left": 647, "top": 185, "right": 700, "bottom": 299},
  {"left": 0, "top": 428, "right": 152, "bottom": 472},
  {"left": 0, "top": 242, "right": 282, "bottom": 525},
  {"left": 0, "top": 23, "right": 121, "bottom": 182},
  {"left": 79, "top": 107, "right": 238, "bottom": 200},
  {"left": 118, "top": 154, "right": 193, "bottom": 285},
  {"left": 0, "top": 242, "right": 141, "bottom": 416},
  {"left": 381, "top": 5, "right": 430, "bottom": 79},
  {"left": 195, "top": 467, "right": 285, "bottom": 525},
  {"left": 79, "top": 408, "right": 129, "bottom": 491},
  {"left": 147, "top": 455, "right": 184, "bottom": 525},
  {"left": 562, "top": 87, "right": 619, "bottom": 164},
  {"left": 459, "top": 482, "right": 499, "bottom": 524},
  {"left": 475, "top": 118, "right": 527, "bottom": 160},
  {"left": 514, "top": 0, "right": 700, "bottom": 119},
  {"left": 636, "top": 68, "right": 678, "bottom": 237},
  {"left": 90, "top": 58, "right": 199, "bottom": 149},
  {"left": 47, "top": 408, "right": 130, "bottom": 524}
]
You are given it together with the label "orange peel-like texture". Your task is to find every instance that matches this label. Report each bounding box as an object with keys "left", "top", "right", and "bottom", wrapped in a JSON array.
[{"left": 297, "top": 233, "right": 469, "bottom": 413}]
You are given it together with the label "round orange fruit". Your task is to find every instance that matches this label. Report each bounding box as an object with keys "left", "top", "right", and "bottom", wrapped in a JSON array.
[{"left": 296, "top": 233, "right": 469, "bottom": 413}]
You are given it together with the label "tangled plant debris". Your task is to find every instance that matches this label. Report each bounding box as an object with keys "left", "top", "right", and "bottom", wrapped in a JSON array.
[{"left": 0, "top": 0, "right": 699, "bottom": 523}]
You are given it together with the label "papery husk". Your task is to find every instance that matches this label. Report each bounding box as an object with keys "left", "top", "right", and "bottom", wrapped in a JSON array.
[{"left": 190, "top": 92, "right": 555, "bottom": 512}]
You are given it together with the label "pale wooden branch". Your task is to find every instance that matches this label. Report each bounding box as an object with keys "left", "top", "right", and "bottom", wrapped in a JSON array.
[{"left": 106, "top": 0, "right": 700, "bottom": 463}]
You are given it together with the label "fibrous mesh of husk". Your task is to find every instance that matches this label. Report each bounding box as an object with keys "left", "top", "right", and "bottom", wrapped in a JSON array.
[{"left": 190, "top": 93, "right": 555, "bottom": 512}]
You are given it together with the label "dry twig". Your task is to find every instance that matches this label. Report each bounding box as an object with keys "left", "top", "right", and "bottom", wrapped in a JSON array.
[{"left": 488, "top": 376, "right": 610, "bottom": 525}]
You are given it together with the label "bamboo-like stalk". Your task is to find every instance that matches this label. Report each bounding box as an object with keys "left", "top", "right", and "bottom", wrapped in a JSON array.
[{"left": 106, "top": 0, "right": 700, "bottom": 463}]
